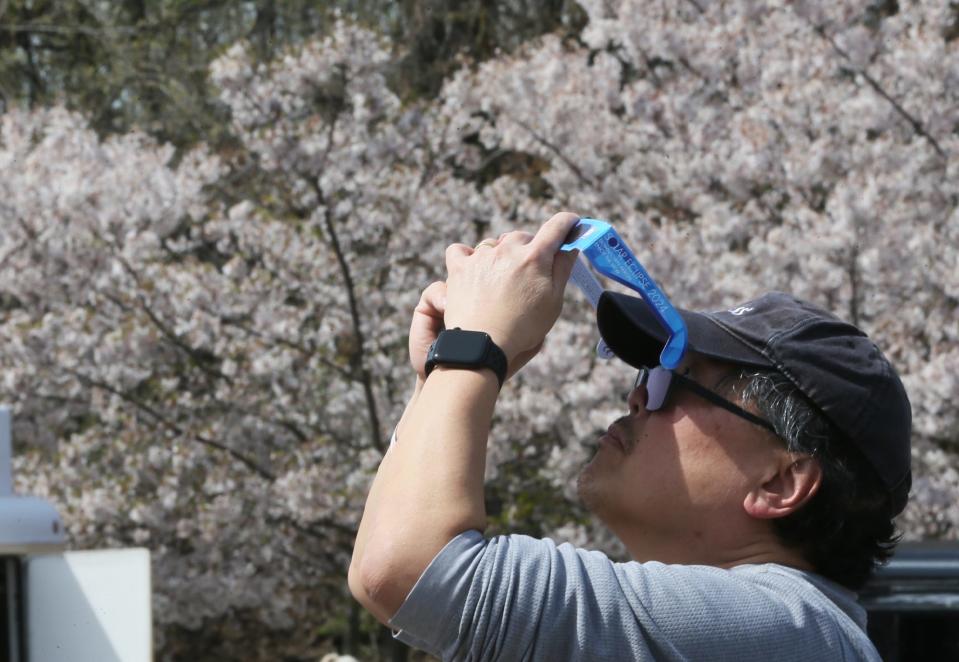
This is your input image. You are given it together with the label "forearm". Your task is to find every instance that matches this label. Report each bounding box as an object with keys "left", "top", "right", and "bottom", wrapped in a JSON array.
[
  {"left": 349, "top": 367, "right": 498, "bottom": 620},
  {"left": 350, "top": 376, "right": 423, "bottom": 579}
]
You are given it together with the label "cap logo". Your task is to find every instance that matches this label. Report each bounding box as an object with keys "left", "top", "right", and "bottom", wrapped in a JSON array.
[{"left": 728, "top": 306, "right": 755, "bottom": 316}]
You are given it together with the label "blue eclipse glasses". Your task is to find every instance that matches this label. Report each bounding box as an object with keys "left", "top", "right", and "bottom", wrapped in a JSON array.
[{"left": 560, "top": 218, "right": 688, "bottom": 370}]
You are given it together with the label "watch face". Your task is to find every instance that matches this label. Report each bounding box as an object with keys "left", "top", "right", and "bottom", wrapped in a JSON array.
[{"left": 432, "top": 330, "right": 489, "bottom": 364}]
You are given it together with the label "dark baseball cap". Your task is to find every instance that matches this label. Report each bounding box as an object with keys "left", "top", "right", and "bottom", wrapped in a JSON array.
[{"left": 596, "top": 290, "right": 912, "bottom": 513}]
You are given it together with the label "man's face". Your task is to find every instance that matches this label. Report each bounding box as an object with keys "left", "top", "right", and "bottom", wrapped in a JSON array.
[{"left": 577, "top": 354, "right": 789, "bottom": 563}]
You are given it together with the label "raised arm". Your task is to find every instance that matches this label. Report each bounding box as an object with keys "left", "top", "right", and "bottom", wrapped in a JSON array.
[{"left": 348, "top": 212, "right": 580, "bottom": 623}]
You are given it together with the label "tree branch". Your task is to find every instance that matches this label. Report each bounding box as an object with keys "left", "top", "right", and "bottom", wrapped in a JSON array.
[
  {"left": 682, "top": 0, "right": 705, "bottom": 16},
  {"left": 64, "top": 367, "right": 276, "bottom": 481},
  {"left": 109, "top": 252, "right": 232, "bottom": 384},
  {"left": 218, "top": 315, "right": 355, "bottom": 381},
  {"left": 508, "top": 114, "right": 599, "bottom": 189},
  {"left": 309, "top": 180, "right": 385, "bottom": 453},
  {"left": 803, "top": 18, "right": 946, "bottom": 160}
]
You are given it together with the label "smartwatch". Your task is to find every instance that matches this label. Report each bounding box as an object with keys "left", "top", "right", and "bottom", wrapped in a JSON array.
[{"left": 425, "top": 328, "right": 508, "bottom": 389}]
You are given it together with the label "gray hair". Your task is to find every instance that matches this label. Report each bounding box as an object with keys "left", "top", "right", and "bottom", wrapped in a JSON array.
[{"left": 731, "top": 370, "right": 831, "bottom": 457}]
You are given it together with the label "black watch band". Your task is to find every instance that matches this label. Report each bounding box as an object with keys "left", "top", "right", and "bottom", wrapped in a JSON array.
[{"left": 425, "top": 328, "right": 508, "bottom": 389}]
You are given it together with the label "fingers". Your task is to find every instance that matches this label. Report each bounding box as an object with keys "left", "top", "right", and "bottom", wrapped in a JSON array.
[
  {"left": 469, "top": 231, "right": 533, "bottom": 251},
  {"left": 445, "top": 242, "right": 473, "bottom": 271},
  {"left": 449, "top": 216, "right": 578, "bottom": 279},
  {"left": 530, "top": 212, "right": 581, "bottom": 256},
  {"left": 446, "top": 243, "right": 473, "bottom": 259},
  {"left": 528, "top": 212, "right": 580, "bottom": 287},
  {"left": 465, "top": 216, "right": 579, "bottom": 260},
  {"left": 415, "top": 281, "right": 447, "bottom": 318},
  {"left": 552, "top": 247, "right": 579, "bottom": 285},
  {"left": 497, "top": 230, "right": 534, "bottom": 246}
]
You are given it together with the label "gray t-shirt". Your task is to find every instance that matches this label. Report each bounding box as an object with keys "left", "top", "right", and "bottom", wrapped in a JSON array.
[{"left": 389, "top": 530, "right": 880, "bottom": 661}]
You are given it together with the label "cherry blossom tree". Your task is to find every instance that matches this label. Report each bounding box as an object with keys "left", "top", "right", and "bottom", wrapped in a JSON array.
[{"left": 1, "top": 1, "right": 956, "bottom": 658}]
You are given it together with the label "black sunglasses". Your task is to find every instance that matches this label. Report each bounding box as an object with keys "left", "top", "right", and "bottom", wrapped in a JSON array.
[{"left": 633, "top": 366, "right": 776, "bottom": 433}]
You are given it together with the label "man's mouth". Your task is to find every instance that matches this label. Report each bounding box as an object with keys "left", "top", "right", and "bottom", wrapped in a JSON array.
[{"left": 601, "top": 425, "right": 629, "bottom": 454}]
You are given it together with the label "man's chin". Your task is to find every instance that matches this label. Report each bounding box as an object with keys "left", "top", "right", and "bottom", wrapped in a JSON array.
[{"left": 576, "top": 464, "right": 605, "bottom": 514}]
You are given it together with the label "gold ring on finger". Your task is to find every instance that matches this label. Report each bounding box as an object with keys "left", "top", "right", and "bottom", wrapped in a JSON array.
[{"left": 474, "top": 238, "right": 498, "bottom": 250}]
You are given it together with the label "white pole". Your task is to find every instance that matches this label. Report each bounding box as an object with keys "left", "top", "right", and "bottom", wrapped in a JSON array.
[{"left": 0, "top": 407, "right": 12, "bottom": 496}]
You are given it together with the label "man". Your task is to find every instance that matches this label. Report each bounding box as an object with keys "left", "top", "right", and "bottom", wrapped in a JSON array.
[{"left": 349, "top": 213, "right": 910, "bottom": 661}]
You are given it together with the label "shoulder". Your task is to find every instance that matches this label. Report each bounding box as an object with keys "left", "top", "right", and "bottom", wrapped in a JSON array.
[
  {"left": 391, "top": 533, "right": 880, "bottom": 661},
  {"left": 725, "top": 564, "right": 879, "bottom": 659}
]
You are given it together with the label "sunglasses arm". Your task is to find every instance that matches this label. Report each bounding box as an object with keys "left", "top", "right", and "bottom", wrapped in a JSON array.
[{"left": 671, "top": 372, "right": 777, "bottom": 433}]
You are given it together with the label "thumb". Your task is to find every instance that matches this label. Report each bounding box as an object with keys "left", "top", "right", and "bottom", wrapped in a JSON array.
[{"left": 415, "top": 281, "right": 448, "bottom": 317}]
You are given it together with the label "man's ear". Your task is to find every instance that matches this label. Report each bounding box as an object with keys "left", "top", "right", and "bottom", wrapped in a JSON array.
[{"left": 743, "top": 456, "right": 822, "bottom": 520}]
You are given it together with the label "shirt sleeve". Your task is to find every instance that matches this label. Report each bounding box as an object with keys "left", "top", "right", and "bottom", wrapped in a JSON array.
[
  {"left": 387, "top": 530, "right": 880, "bottom": 662},
  {"left": 389, "top": 530, "right": 661, "bottom": 660}
]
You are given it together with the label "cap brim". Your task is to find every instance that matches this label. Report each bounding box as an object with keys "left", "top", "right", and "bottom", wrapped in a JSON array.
[{"left": 596, "top": 291, "right": 773, "bottom": 370}]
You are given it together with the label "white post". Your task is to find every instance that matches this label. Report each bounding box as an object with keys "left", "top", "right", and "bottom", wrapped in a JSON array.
[{"left": 0, "top": 407, "right": 12, "bottom": 496}]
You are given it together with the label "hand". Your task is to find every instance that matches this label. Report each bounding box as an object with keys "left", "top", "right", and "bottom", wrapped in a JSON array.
[
  {"left": 408, "top": 281, "right": 544, "bottom": 384},
  {"left": 442, "top": 212, "right": 581, "bottom": 368},
  {"left": 409, "top": 281, "right": 446, "bottom": 383}
]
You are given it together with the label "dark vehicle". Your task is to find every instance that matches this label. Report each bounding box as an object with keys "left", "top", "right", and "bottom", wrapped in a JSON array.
[{"left": 862, "top": 542, "right": 959, "bottom": 661}]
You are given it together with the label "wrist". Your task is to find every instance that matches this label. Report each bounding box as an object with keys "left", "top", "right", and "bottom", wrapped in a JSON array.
[
  {"left": 425, "top": 328, "right": 508, "bottom": 389},
  {"left": 442, "top": 323, "right": 519, "bottom": 363},
  {"left": 431, "top": 364, "right": 501, "bottom": 388}
]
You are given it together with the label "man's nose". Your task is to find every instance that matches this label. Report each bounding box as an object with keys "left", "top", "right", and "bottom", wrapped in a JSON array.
[{"left": 626, "top": 382, "right": 648, "bottom": 416}]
